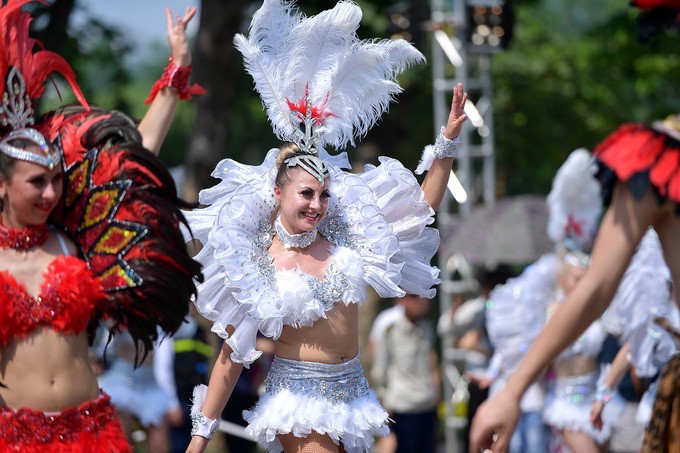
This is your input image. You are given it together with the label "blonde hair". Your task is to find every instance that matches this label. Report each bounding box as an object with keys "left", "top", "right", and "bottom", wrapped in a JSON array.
[{"left": 274, "top": 142, "right": 302, "bottom": 188}]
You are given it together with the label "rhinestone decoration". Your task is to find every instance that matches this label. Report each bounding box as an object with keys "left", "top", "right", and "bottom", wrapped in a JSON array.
[
  {"left": 265, "top": 356, "right": 370, "bottom": 404},
  {"left": 274, "top": 215, "right": 318, "bottom": 249},
  {"left": 0, "top": 217, "right": 49, "bottom": 251}
]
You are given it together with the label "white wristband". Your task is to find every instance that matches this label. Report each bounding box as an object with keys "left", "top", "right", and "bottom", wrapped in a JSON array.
[
  {"left": 415, "top": 127, "right": 461, "bottom": 175},
  {"left": 434, "top": 126, "right": 461, "bottom": 159},
  {"left": 191, "top": 411, "right": 220, "bottom": 439}
]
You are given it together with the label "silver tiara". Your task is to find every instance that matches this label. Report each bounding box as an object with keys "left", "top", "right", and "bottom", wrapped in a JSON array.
[
  {"left": 1, "top": 67, "right": 34, "bottom": 130},
  {"left": 284, "top": 152, "right": 329, "bottom": 183},
  {"left": 0, "top": 67, "right": 58, "bottom": 169},
  {"left": 0, "top": 128, "right": 61, "bottom": 170}
]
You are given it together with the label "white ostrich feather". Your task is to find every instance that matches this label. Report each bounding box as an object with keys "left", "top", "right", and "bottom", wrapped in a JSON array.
[
  {"left": 546, "top": 148, "right": 602, "bottom": 251},
  {"left": 190, "top": 384, "right": 209, "bottom": 418},
  {"left": 234, "top": 0, "right": 425, "bottom": 152}
]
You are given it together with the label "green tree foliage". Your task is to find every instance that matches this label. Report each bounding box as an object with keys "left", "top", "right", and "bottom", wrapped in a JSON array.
[{"left": 492, "top": 0, "right": 680, "bottom": 195}]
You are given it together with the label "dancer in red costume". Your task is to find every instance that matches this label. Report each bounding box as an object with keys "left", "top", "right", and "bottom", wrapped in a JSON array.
[{"left": 0, "top": 2, "right": 202, "bottom": 452}]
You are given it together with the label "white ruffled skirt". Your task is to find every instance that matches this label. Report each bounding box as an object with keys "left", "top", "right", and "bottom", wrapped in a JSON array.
[
  {"left": 98, "top": 360, "right": 170, "bottom": 427},
  {"left": 243, "top": 355, "right": 389, "bottom": 452},
  {"left": 543, "top": 371, "right": 615, "bottom": 445}
]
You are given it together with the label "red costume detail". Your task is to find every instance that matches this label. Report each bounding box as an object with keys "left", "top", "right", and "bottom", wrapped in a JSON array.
[
  {"left": 144, "top": 58, "right": 206, "bottom": 104},
  {"left": 0, "top": 218, "right": 49, "bottom": 250},
  {"left": 0, "top": 0, "right": 88, "bottom": 132},
  {"left": 286, "top": 84, "right": 337, "bottom": 125},
  {"left": 632, "top": 0, "right": 680, "bottom": 10},
  {"left": 0, "top": 393, "right": 131, "bottom": 453},
  {"left": 0, "top": 255, "right": 104, "bottom": 345},
  {"left": 39, "top": 105, "right": 202, "bottom": 359},
  {"left": 594, "top": 123, "right": 680, "bottom": 203},
  {"left": 565, "top": 215, "right": 585, "bottom": 238}
]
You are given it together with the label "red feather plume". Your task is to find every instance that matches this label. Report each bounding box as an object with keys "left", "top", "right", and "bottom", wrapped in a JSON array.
[{"left": 0, "top": 0, "right": 88, "bottom": 124}]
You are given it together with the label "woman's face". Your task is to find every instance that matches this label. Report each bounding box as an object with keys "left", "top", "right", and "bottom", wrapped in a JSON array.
[
  {"left": 558, "top": 263, "right": 587, "bottom": 295},
  {"left": 274, "top": 167, "right": 330, "bottom": 234},
  {"left": 0, "top": 153, "right": 63, "bottom": 228}
]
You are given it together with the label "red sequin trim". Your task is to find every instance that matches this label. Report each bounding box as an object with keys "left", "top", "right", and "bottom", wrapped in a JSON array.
[
  {"left": 144, "top": 58, "right": 206, "bottom": 104},
  {"left": 0, "top": 394, "right": 131, "bottom": 452},
  {"left": 0, "top": 256, "right": 104, "bottom": 345},
  {"left": 0, "top": 218, "right": 49, "bottom": 251}
]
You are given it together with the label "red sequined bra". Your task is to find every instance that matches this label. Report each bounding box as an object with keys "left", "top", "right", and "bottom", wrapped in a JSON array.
[{"left": 0, "top": 256, "right": 105, "bottom": 345}]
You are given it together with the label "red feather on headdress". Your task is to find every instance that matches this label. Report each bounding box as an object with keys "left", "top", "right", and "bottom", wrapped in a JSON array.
[
  {"left": 0, "top": 1, "right": 201, "bottom": 360},
  {"left": 0, "top": 0, "right": 88, "bottom": 125}
]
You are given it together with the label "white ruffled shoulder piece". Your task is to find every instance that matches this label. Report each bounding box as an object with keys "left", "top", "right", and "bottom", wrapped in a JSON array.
[
  {"left": 485, "top": 253, "right": 558, "bottom": 374},
  {"left": 183, "top": 151, "right": 440, "bottom": 366},
  {"left": 601, "top": 229, "right": 671, "bottom": 339}
]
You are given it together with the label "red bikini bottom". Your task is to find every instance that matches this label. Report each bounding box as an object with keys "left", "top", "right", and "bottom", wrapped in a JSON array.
[{"left": 0, "top": 392, "right": 131, "bottom": 452}]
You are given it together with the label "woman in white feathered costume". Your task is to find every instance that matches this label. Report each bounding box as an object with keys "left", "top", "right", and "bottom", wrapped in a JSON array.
[
  {"left": 184, "top": 2, "right": 467, "bottom": 452},
  {"left": 483, "top": 149, "right": 611, "bottom": 452},
  {"left": 591, "top": 229, "right": 679, "bottom": 431}
]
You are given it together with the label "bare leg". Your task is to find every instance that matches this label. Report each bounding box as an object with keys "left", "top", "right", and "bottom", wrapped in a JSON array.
[
  {"left": 278, "top": 432, "right": 347, "bottom": 453},
  {"left": 117, "top": 411, "right": 134, "bottom": 444},
  {"left": 145, "top": 422, "right": 170, "bottom": 453},
  {"left": 562, "top": 429, "right": 607, "bottom": 453},
  {"left": 375, "top": 432, "right": 397, "bottom": 453}
]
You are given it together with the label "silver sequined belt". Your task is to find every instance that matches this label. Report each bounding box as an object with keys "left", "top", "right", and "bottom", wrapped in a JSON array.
[
  {"left": 265, "top": 355, "right": 370, "bottom": 404},
  {"left": 553, "top": 370, "right": 598, "bottom": 402}
]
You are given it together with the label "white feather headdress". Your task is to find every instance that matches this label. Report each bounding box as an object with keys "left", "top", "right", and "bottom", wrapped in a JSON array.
[
  {"left": 234, "top": 0, "right": 425, "bottom": 155},
  {"left": 546, "top": 148, "right": 602, "bottom": 253}
]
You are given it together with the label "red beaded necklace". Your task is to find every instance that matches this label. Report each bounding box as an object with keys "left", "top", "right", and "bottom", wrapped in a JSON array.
[{"left": 0, "top": 216, "right": 49, "bottom": 250}]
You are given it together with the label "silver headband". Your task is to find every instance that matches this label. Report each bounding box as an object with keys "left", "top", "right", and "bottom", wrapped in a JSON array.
[
  {"left": 0, "top": 127, "right": 61, "bottom": 170},
  {"left": 284, "top": 153, "right": 329, "bottom": 183}
]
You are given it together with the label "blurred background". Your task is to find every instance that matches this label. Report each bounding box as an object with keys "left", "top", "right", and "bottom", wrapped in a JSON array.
[{"left": 33, "top": 1, "right": 679, "bottom": 452}]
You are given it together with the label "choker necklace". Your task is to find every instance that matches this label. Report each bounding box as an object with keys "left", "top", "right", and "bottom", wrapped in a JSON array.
[
  {"left": 274, "top": 216, "right": 317, "bottom": 249},
  {"left": 0, "top": 217, "right": 50, "bottom": 251}
]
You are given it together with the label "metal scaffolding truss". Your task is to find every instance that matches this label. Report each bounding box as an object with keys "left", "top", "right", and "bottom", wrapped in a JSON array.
[{"left": 429, "top": 1, "right": 497, "bottom": 452}]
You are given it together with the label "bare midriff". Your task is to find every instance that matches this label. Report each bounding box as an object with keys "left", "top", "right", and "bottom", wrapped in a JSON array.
[
  {"left": 552, "top": 354, "right": 598, "bottom": 377},
  {"left": 0, "top": 329, "right": 100, "bottom": 412},
  {"left": 275, "top": 302, "right": 359, "bottom": 364}
]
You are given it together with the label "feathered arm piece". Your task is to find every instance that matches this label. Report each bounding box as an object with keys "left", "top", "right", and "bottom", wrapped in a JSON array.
[
  {"left": 234, "top": 0, "right": 425, "bottom": 153},
  {"left": 42, "top": 106, "right": 202, "bottom": 362}
]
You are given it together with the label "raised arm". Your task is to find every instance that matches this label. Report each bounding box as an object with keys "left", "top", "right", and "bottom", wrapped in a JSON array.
[
  {"left": 186, "top": 341, "right": 245, "bottom": 453},
  {"left": 420, "top": 83, "right": 467, "bottom": 211},
  {"left": 138, "top": 6, "right": 200, "bottom": 155}
]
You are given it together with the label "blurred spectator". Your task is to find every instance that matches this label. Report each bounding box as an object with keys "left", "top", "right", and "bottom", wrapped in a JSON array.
[
  {"left": 155, "top": 307, "right": 215, "bottom": 453},
  {"left": 366, "top": 301, "right": 405, "bottom": 453},
  {"left": 98, "top": 327, "right": 175, "bottom": 453},
  {"left": 437, "top": 266, "right": 515, "bottom": 453},
  {"left": 221, "top": 335, "right": 274, "bottom": 453},
  {"left": 371, "top": 295, "right": 440, "bottom": 453}
]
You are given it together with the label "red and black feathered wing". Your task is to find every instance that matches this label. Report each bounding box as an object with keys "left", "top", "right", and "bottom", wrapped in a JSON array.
[{"left": 41, "top": 105, "right": 202, "bottom": 358}]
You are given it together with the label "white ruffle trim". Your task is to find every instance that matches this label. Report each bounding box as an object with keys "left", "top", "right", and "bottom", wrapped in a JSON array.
[
  {"left": 243, "top": 387, "right": 389, "bottom": 453},
  {"left": 183, "top": 150, "right": 440, "bottom": 366},
  {"left": 543, "top": 373, "right": 613, "bottom": 445}
]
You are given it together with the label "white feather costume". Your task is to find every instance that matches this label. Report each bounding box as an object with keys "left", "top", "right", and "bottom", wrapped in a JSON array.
[
  {"left": 602, "top": 230, "right": 678, "bottom": 426},
  {"left": 184, "top": 2, "right": 436, "bottom": 451}
]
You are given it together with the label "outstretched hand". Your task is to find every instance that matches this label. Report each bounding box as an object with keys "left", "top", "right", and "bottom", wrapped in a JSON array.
[
  {"left": 444, "top": 82, "right": 468, "bottom": 140},
  {"left": 166, "top": 6, "right": 198, "bottom": 67},
  {"left": 469, "top": 390, "right": 520, "bottom": 453}
]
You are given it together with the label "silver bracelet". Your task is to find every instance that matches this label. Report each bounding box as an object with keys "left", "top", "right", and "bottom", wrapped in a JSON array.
[
  {"left": 595, "top": 384, "right": 614, "bottom": 405},
  {"left": 433, "top": 126, "right": 460, "bottom": 159},
  {"left": 191, "top": 412, "right": 220, "bottom": 439}
]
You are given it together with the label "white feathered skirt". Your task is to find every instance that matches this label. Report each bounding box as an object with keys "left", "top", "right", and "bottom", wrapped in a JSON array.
[
  {"left": 243, "top": 355, "right": 389, "bottom": 453},
  {"left": 543, "top": 370, "right": 616, "bottom": 445}
]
